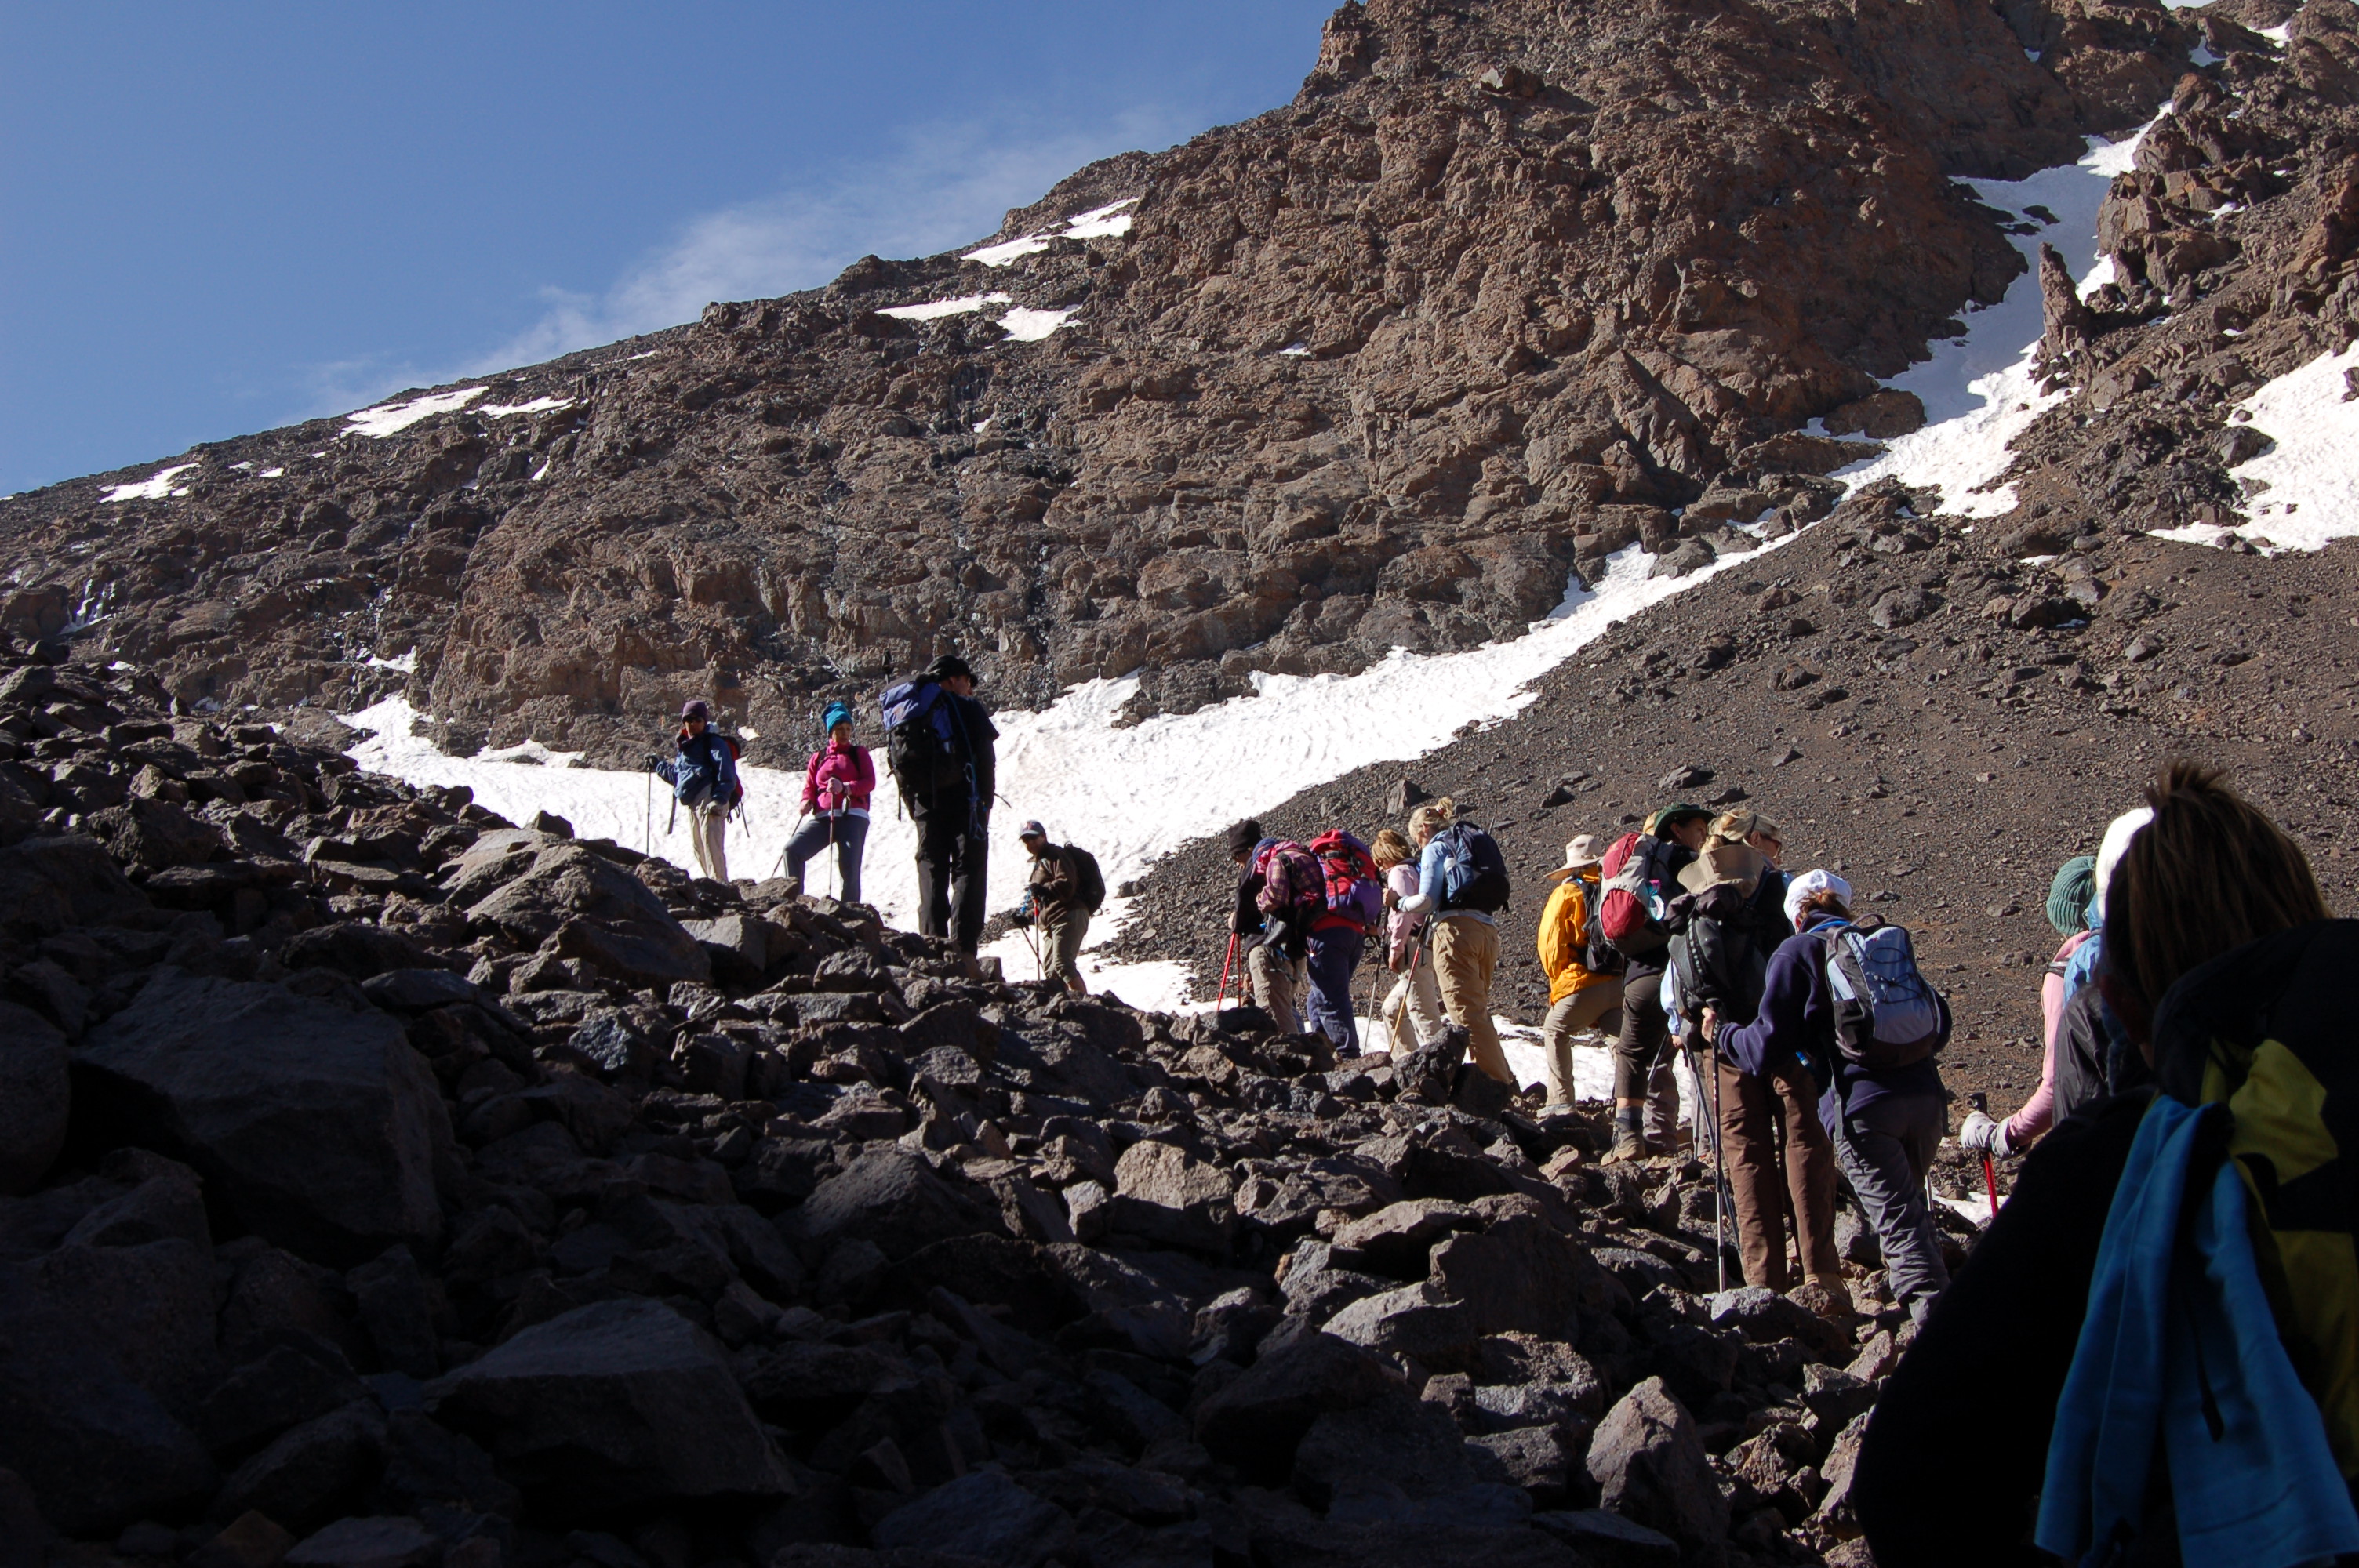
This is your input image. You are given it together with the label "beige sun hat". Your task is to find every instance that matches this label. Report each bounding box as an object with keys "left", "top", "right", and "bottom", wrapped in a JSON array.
[
  {"left": 1544, "top": 833, "right": 1609, "bottom": 883},
  {"left": 1677, "top": 839, "right": 1763, "bottom": 896}
]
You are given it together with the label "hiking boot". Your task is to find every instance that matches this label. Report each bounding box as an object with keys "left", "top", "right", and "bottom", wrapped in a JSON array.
[
  {"left": 1608, "top": 1108, "right": 1647, "bottom": 1162},
  {"left": 1537, "top": 1101, "right": 1576, "bottom": 1121}
]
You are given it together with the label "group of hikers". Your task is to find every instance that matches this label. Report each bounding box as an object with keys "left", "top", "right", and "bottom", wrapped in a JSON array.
[{"left": 655, "top": 656, "right": 2359, "bottom": 1563}]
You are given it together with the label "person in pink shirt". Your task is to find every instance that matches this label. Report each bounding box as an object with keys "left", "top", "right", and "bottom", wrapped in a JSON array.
[
  {"left": 787, "top": 701, "right": 875, "bottom": 902},
  {"left": 1961, "top": 854, "right": 2096, "bottom": 1157}
]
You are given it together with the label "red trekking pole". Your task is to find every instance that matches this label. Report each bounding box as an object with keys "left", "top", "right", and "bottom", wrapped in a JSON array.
[
  {"left": 1216, "top": 934, "right": 1238, "bottom": 1010},
  {"left": 1972, "top": 1091, "right": 2001, "bottom": 1225}
]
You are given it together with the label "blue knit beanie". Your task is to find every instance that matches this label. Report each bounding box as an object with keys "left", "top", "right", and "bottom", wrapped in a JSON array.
[
  {"left": 2046, "top": 855, "right": 2097, "bottom": 935},
  {"left": 821, "top": 701, "right": 854, "bottom": 738}
]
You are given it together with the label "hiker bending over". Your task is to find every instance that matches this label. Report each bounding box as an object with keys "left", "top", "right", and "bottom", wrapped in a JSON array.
[
  {"left": 1958, "top": 852, "right": 2095, "bottom": 1160},
  {"left": 1017, "top": 820, "right": 1101, "bottom": 996},
  {"left": 1710, "top": 869, "right": 1950, "bottom": 1323},
  {"left": 1601, "top": 804, "right": 1712, "bottom": 1159},
  {"left": 1398, "top": 797, "right": 1515, "bottom": 1084},
  {"left": 666, "top": 699, "right": 740, "bottom": 883},
  {"left": 1857, "top": 764, "right": 2353, "bottom": 1566},
  {"left": 1303, "top": 829, "right": 1383, "bottom": 1058},
  {"left": 1535, "top": 834, "right": 1624, "bottom": 1117},
  {"left": 1374, "top": 828, "right": 1445, "bottom": 1057},
  {"left": 1226, "top": 818, "right": 1311, "bottom": 1035},
  {"left": 785, "top": 700, "right": 873, "bottom": 902},
  {"left": 883, "top": 653, "right": 998, "bottom": 954},
  {"left": 1675, "top": 829, "right": 1841, "bottom": 1293}
]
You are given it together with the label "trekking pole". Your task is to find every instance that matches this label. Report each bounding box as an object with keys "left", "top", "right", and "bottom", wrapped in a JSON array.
[
  {"left": 776, "top": 810, "right": 808, "bottom": 880},
  {"left": 1972, "top": 1091, "right": 2001, "bottom": 1226},
  {"left": 826, "top": 812, "right": 839, "bottom": 901},
  {"left": 644, "top": 765, "right": 653, "bottom": 855},
  {"left": 1387, "top": 932, "right": 1427, "bottom": 1051},
  {"left": 1703, "top": 1036, "right": 1730, "bottom": 1293},
  {"left": 1216, "top": 933, "right": 1238, "bottom": 1010}
]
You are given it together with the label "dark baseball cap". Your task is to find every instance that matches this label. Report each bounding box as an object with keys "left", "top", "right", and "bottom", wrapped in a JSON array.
[{"left": 1018, "top": 819, "right": 1047, "bottom": 840}]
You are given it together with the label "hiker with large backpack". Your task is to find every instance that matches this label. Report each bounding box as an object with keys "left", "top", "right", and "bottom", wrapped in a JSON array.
[
  {"left": 1856, "top": 764, "right": 2356, "bottom": 1566},
  {"left": 881, "top": 653, "right": 998, "bottom": 953},
  {"left": 1598, "top": 803, "right": 1713, "bottom": 1160},
  {"left": 1396, "top": 797, "right": 1514, "bottom": 1084},
  {"left": 1224, "top": 818, "right": 1312, "bottom": 1033},
  {"left": 784, "top": 701, "right": 874, "bottom": 902},
  {"left": 1709, "top": 868, "right": 1952, "bottom": 1322},
  {"left": 1303, "top": 827, "right": 1384, "bottom": 1056},
  {"left": 1374, "top": 828, "right": 1445, "bottom": 1057},
  {"left": 1673, "top": 833, "right": 1841, "bottom": 1293},
  {"left": 1014, "top": 819, "right": 1103, "bottom": 996},
  {"left": 1535, "top": 835, "right": 1625, "bottom": 1117},
  {"left": 659, "top": 699, "right": 742, "bottom": 884}
]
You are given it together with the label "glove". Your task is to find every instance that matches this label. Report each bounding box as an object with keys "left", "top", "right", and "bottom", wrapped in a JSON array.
[{"left": 1958, "top": 1110, "right": 2012, "bottom": 1159}]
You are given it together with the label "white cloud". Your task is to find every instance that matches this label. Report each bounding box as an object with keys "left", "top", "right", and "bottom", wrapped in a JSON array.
[{"left": 465, "top": 108, "right": 1188, "bottom": 374}]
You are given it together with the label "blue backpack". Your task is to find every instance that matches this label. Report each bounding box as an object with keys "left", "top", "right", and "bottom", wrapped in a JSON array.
[
  {"left": 880, "top": 678, "right": 969, "bottom": 801},
  {"left": 1434, "top": 822, "right": 1512, "bottom": 913},
  {"left": 1820, "top": 918, "right": 1943, "bottom": 1069}
]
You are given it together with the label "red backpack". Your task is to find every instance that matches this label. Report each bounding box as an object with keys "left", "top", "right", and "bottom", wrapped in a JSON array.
[
  {"left": 1598, "top": 831, "right": 1673, "bottom": 958},
  {"left": 1308, "top": 829, "right": 1386, "bottom": 931}
]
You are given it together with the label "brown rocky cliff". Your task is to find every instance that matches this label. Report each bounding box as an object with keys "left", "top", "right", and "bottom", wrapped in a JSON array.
[{"left": 1, "top": 0, "right": 2194, "bottom": 763}]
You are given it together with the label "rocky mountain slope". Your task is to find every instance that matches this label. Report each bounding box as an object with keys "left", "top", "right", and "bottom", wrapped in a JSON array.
[
  {"left": 0, "top": 637, "right": 1988, "bottom": 1566},
  {"left": 0, "top": 0, "right": 2248, "bottom": 770}
]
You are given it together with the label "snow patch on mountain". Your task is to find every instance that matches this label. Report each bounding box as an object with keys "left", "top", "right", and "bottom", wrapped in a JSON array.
[
  {"left": 2150, "top": 341, "right": 2359, "bottom": 553},
  {"left": 346, "top": 387, "right": 489, "bottom": 437},
  {"left": 100, "top": 463, "right": 198, "bottom": 503}
]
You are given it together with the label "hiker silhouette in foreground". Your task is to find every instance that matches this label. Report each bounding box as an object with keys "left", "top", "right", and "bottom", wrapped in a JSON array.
[
  {"left": 1397, "top": 797, "right": 1514, "bottom": 1084},
  {"left": 785, "top": 700, "right": 873, "bottom": 902},
  {"left": 1016, "top": 820, "right": 1103, "bottom": 996},
  {"left": 882, "top": 654, "right": 997, "bottom": 954},
  {"left": 1601, "top": 804, "right": 1713, "bottom": 1159},
  {"left": 1535, "top": 834, "right": 1625, "bottom": 1118},
  {"left": 1374, "top": 827, "right": 1446, "bottom": 1057},
  {"left": 662, "top": 699, "right": 740, "bottom": 883},
  {"left": 1857, "top": 763, "right": 2356, "bottom": 1567},
  {"left": 1226, "top": 818, "right": 1312, "bottom": 1034}
]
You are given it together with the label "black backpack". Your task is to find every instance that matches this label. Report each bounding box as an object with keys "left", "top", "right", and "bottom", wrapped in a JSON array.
[
  {"left": 1067, "top": 846, "right": 1107, "bottom": 913},
  {"left": 1580, "top": 877, "right": 1627, "bottom": 977},
  {"left": 1434, "top": 822, "right": 1512, "bottom": 913},
  {"left": 879, "top": 678, "right": 969, "bottom": 800}
]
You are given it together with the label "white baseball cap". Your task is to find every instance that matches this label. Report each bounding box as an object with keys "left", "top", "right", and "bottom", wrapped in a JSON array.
[{"left": 1783, "top": 869, "right": 1854, "bottom": 927}]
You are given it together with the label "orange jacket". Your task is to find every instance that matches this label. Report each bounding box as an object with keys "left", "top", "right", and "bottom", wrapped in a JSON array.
[{"left": 1538, "top": 874, "right": 1612, "bottom": 1004}]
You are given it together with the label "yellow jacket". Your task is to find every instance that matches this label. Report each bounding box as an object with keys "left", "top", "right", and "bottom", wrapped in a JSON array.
[{"left": 1538, "top": 874, "right": 1611, "bottom": 1004}]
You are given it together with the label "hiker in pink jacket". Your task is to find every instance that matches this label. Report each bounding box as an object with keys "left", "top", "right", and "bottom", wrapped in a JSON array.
[{"left": 787, "top": 702, "right": 874, "bottom": 902}]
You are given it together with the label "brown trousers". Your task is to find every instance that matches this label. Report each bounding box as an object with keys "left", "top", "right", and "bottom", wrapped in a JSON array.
[{"left": 1714, "top": 1051, "right": 1843, "bottom": 1290}]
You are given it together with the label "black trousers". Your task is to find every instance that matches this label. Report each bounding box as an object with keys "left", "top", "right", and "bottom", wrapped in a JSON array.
[{"left": 913, "top": 796, "right": 987, "bottom": 953}]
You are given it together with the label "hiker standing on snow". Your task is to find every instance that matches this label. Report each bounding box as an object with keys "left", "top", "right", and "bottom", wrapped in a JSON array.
[
  {"left": 1226, "top": 818, "right": 1311, "bottom": 1035},
  {"left": 667, "top": 699, "right": 740, "bottom": 884},
  {"left": 1398, "top": 797, "right": 1515, "bottom": 1085},
  {"left": 1303, "top": 828, "right": 1384, "bottom": 1058},
  {"left": 1856, "top": 764, "right": 2349, "bottom": 1566},
  {"left": 785, "top": 701, "right": 874, "bottom": 902},
  {"left": 1016, "top": 820, "right": 1096, "bottom": 996},
  {"left": 1956, "top": 853, "right": 2095, "bottom": 1162},
  {"left": 885, "top": 653, "right": 998, "bottom": 954},
  {"left": 1709, "top": 869, "right": 1951, "bottom": 1323},
  {"left": 1535, "top": 835, "right": 1625, "bottom": 1117},
  {"left": 1604, "top": 803, "right": 1713, "bottom": 1160},
  {"left": 1375, "top": 828, "right": 1445, "bottom": 1057}
]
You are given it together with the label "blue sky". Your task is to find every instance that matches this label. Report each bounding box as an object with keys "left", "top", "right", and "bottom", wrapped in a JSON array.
[{"left": 0, "top": 2, "right": 1333, "bottom": 495}]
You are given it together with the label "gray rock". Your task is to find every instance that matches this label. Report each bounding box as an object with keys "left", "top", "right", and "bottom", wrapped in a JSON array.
[
  {"left": 215, "top": 1400, "right": 387, "bottom": 1535},
  {"left": 1468, "top": 1424, "right": 1586, "bottom": 1501},
  {"left": 1428, "top": 1216, "right": 1583, "bottom": 1338},
  {"left": 1329, "top": 1197, "right": 1480, "bottom": 1276},
  {"left": 467, "top": 843, "right": 709, "bottom": 985},
  {"left": 872, "top": 1471, "right": 1075, "bottom": 1566},
  {"left": 282, "top": 1516, "right": 439, "bottom": 1568},
  {"left": 1278, "top": 1239, "right": 1390, "bottom": 1323},
  {"left": 0, "top": 1003, "right": 67, "bottom": 1196},
  {"left": 1703, "top": 1285, "right": 1848, "bottom": 1358},
  {"left": 197, "top": 1341, "right": 370, "bottom": 1455},
  {"left": 1801, "top": 1363, "right": 1877, "bottom": 1428},
  {"left": 0, "top": 833, "right": 150, "bottom": 936},
  {"left": 1294, "top": 1389, "right": 1475, "bottom": 1509},
  {"left": 348, "top": 1246, "right": 439, "bottom": 1380},
  {"left": 0, "top": 1259, "right": 215, "bottom": 1536},
  {"left": 1110, "top": 1139, "right": 1235, "bottom": 1254},
  {"left": 75, "top": 968, "right": 449, "bottom": 1265},
  {"left": 1814, "top": 1410, "right": 1874, "bottom": 1535},
  {"left": 359, "top": 968, "right": 481, "bottom": 1012},
  {"left": 423, "top": 1297, "right": 790, "bottom": 1508},
  {"left": 1320, "top": 1283, "right": 1476, "bottom": 1363},
  {"left": 1474, "top": 1380, "right": 1602, "bottom": 1436},
  {"left": 1531, "top": 1510, "right": 1681, "bottom": 1567},
  {"left": 61, "top": 1150, "right": 209, "bottom": 1249},
  {"left": 1584, "top": 1377, "right": 1727, "bottom": 1565},
  {"left": 799, "top": 1149, "right": 988, "bottom": 1261},
  {"left": 1192, "top": 1330, "right": 1393, "bottom": 1483},
  {"left": 29, "top": 1236, "right": 224, "bottom": 1418}
]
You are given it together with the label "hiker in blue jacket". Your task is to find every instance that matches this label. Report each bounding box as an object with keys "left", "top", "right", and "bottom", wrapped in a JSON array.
[
  {"left": 1706, "top": 868, "right": 1951, "bottom": 1323},
  {"left": 667, "top": 699, "right": 740, "bottom": 883}
]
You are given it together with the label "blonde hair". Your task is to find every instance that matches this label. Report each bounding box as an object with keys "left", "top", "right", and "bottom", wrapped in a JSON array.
[
  {"left": 1710, "top": 809, "right": 1783, "bottom": 845},
  {"left": 1408, "top": 796, "right": 1457, "bottom": 841},
  {"left": 1372, "top": 828, "right": 1415, "bottom": 869}
]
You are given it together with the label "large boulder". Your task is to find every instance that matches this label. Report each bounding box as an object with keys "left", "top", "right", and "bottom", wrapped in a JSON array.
[
  {"left": 74, "top": 969, "right": 449, "bottom": 1266},
  {"left": 870, "top": 1470, "right": 1075, "bottom": 1566},
  {"left": 466, "top": 843, "right": 709, "bottom": 986},
  {"left": 798, "top": 1149, "right": 989, "bottom": 1261},
  {"left": 1584, "top": 1377, "right": 1728, "bottom": 1566},
  {"left": 1192, "top": 1330, "right": 1394, "bottom": 1482},
  {"left": 423, "top": 1297, "right": 791, "bottom": 1510},
  {"left": 0, "top": 1002, "right": 67, "bottom": 1195},
  {"left": 0, "top": 834, "right": 150, "bottom": 936},
  {"left": 1427, "top": 1216, "right": 1584, "bottom": 1338},
  {"left": 1110, "top": 1139, "right": 1236, "bottom": 1253},
  {"left": 0, "top": 1261, "right": 214, "bottom": 1535}
]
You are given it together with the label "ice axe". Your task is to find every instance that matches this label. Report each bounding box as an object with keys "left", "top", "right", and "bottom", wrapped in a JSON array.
[{"left": 1971, "top": 1091, "right": 2001, "bottom": 1226}]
